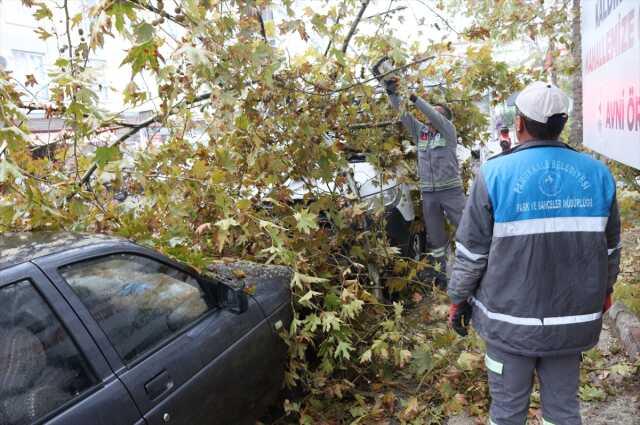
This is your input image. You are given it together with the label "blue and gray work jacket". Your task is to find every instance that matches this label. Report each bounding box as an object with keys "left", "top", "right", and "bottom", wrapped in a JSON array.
[
  {"left": 389, "top": 94, "right": 462, "bottom": 192},
  {"left": 449, "top": 140, "right": 621, "bottom": 356}
]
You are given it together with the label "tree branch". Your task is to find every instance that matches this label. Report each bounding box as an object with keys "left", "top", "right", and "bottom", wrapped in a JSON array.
[
  {"left": 128, "top": 0, "right": 181, "bottom": 25},
  {"left": 77, "top": 91, "right": 211, "bottom": 187},
  {"left": 323, "top": 15, "right": 342, "bottom": 57},
  {"left": 310, "top": 56, "right": 436, "bottom": 95},
  {"left": 256, "top": 9, "right": 268, "bottom": 43},
  {"left": 341, "top": 0, "right": 371, "bottom": 54},
  {"left": 63, "top": 0, "right": 74, "bottom": 69},
  {"left": 364, "top": 6, "right": 407, "bottom": 20},
  {"left": 349, "top": 120, "right": 401, "bottom": 130},
  {"left": 415, "top": 0, "right": 460, "bottom": 35}
]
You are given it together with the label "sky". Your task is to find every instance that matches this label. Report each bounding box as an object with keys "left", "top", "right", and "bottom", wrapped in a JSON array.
[{"left": 271, "top": 0, "right": 469, "bottom": 59}]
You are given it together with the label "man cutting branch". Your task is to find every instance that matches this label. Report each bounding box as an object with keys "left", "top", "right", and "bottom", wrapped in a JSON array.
[{"left": 373, "top": 57, "right": 465, "bottom": 288}]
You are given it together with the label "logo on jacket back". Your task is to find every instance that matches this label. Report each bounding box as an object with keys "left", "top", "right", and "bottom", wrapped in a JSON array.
[
  {"left": 538, "top": 171, "right": 563, "bottom": 197},
  {"left": 484, "top": 148, "right": 614, "bottom": 222}
]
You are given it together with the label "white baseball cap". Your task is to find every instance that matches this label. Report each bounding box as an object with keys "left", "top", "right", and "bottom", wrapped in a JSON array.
[{"left": 515, "top": 81, "right": 570, "bottom": 124}]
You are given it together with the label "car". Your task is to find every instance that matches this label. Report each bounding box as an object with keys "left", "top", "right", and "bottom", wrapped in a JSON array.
[
  {"left": 0, "top": 232, "right": 292, "bottom": 425},
  {"left": 286, "top": 152, "right": 425, "bottom": 262}
]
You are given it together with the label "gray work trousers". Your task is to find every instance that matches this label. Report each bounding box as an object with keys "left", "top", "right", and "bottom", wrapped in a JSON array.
[
  {"left": 485, "top": 345, "right": 582, "bottom": 425},
  {"left": 421, "top": 186, "right": 466, "bottom": 256}
]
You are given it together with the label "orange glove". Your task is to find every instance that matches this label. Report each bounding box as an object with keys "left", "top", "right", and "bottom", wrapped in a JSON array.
[
  {"left": 603, "top": 293, "right": 613, "bottom": 313},
  {"left": 449, "top": 301, "right": 472, "bottom": 337}
]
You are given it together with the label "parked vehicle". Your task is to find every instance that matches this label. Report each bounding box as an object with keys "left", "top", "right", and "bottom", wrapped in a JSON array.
[
  {"left": 287, "top": 153, "right": 426, "bottom": 261},
  {"left": 0, "top": 232, "right": 292, "bottom": 425}
]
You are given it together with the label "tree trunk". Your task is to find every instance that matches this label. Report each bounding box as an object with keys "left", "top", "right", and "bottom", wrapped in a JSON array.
[{"left": 569, "top": 0, "right": 583, "bottom": 147}]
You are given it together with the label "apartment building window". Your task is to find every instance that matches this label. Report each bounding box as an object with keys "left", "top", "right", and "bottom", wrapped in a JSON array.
[{"left": 11, "top": 50, "right": 48, "bottom": 101}]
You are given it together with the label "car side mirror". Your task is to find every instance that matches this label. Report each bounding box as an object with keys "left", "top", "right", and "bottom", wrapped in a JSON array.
[{"left": 218, "top": 284, "right": 249, "bottom": 314}]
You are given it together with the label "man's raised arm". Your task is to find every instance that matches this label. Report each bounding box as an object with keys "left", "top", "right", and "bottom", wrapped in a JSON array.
[
  {"left": 410, "top": 95, "right": 457, "bottom": 146},
  {"left": 386, "top": 89, "right": 423, "bottom": 143}
]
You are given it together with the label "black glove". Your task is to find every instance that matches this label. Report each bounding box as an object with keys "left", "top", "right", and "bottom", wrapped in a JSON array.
[
  {"left": 371, "top": 56, "right": 391, "bottom": 81},
  {"left": 409, "top": 93, "right": 417, "bottom": 103},
  {"left": 384, "top": 79, "right": 399, "bottom": 95},
  {"left": 372, "top": 56, "right": 398, "bottom": 95},
  {"left": 448, "top": 301, "right": 472, "bottom": 337}
]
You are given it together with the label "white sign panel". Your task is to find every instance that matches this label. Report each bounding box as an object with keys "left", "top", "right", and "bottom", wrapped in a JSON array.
[{"left": 582, "top": 0, "right": 640, "bottom": 169}]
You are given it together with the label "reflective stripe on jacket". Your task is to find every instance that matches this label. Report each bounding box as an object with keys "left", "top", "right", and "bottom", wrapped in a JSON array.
[
  {"left": 388, "top": 94, "right": 462, "bottom": 192},
  {"left": 448, "top": 140, "right": 621, "bottom": 356}
]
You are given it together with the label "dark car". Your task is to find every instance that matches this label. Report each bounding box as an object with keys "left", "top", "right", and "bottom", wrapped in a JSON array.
[{"left": 0, "top": 233, "right": 292, "bottom": 425}]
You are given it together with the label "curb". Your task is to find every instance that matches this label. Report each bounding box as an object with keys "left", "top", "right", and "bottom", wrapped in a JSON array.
[{"left": 605, "top": 302, "right": 640, "bottom": 361}]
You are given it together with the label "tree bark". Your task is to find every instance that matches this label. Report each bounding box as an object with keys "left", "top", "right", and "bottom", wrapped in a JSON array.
[{"left": 569, "top": 0, "right": 583, "bottom": 147}]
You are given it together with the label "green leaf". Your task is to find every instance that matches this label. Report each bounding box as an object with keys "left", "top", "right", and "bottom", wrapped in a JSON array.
[
  {"left": 134, "top": 22, "right": 155, "bottom": 43},
  {"left": 298, "top": 289, "right": 321, "bottom": 308},
  {"left": 54, "top": 58, "right": 70, "bottom": 68},
  {"left": 294, "top": 209, "right": 319, "bottom": 234},
  {"left": 579, "top": 385, "right": 607, "bottom": 402},
  {"left": 359, "top": 349, "right": 372, "bottom": 364},
  {"left": 33, "top": 3, "right": 53, "bottom": 20},
  {"left": 94, "top": 146, "right": 121, "bottom": 166},
  {"left": 34, "top": 27, "right": 52, "bottom": 41},
  {"left": 324, "top": 292, "right": 341, "bottom": 310},
  {"left": 292, "top": 272, "right": 329, "bottom": 289},
  {"left": 321, "top": 311, "right": 342, "bottom": 332},
  {"left": 610, "top": 363, "right": 636, "bottom": 377},
  {"left": 341, "top": 299, "right": 364, "bottom": 319},
  {"left": 334, "top": 340, "right": 354, "bottom": 360},
  {"left": 0, "top": 160, "right": 22, "bottom": 182},
  {"left": 107, "top": 1, "right": 136, "bottom": 33},
  {"left": 121, "top": 40, "right": 160, "bottom": 76},
  {"left": 215, "top": 217, "right": 238, "bottom": 231},
  {"left": 411, "top": 346, "right": 434, "bottom": 377},
  {"left": 456, "top": 351, "right": 481, "bottom": 371}
]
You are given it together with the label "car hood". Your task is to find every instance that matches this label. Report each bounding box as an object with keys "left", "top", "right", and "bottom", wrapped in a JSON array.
[{"left": 206, "top": 261, "right": 292, "bottom": 317}]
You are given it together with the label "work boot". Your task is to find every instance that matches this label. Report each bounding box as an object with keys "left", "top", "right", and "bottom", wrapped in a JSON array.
[
  {"left": 434, "top": 266, "right": 448, "bottom": 290},
  {"left": 417, "top": 250, "right": 448, "bottom": 290},
  {"left": 428, "top": 245, "right": 448, "bottom": 290}
]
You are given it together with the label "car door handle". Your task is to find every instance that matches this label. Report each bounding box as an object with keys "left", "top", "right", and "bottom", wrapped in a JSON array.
[{"left": 145, "top": 370, "right": 174, "bottom": 400}]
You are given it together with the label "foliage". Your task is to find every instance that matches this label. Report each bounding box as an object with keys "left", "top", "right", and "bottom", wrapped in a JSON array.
[
  {"left": 611, "top": 163, "right": 640, "bottom": 194},
  {"left": 613, "top": 190, "right": 640, "bottom": 316},
  {"left": 4, "top": 0, "right": 632, "bottom": 423}
]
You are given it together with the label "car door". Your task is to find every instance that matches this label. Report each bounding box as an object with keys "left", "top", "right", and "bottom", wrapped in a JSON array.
[
  {"left": 0, "top": 262, "right": 142, "bottom": 425},
  {"left": 36, "top": 247, "right": 279, "bottom": 425}
]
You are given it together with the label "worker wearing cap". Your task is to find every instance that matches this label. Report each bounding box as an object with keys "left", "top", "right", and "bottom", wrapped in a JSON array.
[
  {"left": 373, "top": 58, "right": 465, "bottom": 288},
  {"left": 498, "top": 126, "right": 512, "bottom": 152},
  {"left": 447, "top": 81, "right": 621, "bottom": 425}
]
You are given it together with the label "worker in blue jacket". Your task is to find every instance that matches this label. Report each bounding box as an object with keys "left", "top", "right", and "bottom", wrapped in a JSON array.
[{"left": 448, "top": 81, "right": 621, "bottom": 425}]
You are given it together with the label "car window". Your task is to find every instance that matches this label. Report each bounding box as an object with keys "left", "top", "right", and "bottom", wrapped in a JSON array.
[
  {"left": 59, "top": 254, "right": 211, "bottom": 363},
  {"left": 0, "top": 280, "right": 97, "bottom": 425}
]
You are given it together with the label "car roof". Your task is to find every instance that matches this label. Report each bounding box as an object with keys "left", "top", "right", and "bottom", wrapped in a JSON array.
[{"left": 0, "top": 232, "right": 126, "bottom": 271}]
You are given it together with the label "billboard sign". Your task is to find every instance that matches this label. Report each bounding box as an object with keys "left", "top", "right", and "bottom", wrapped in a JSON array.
[{"left": 582, "top": 0, "right": 640, "bottom": 169}]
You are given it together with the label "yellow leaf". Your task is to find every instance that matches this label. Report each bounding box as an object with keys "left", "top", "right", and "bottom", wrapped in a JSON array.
[{"left": 401, "top": 397, "right": 420, "bottom": 420}]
